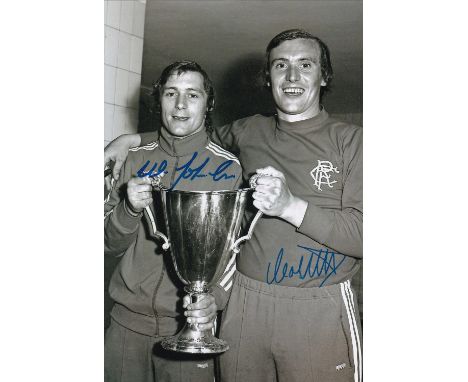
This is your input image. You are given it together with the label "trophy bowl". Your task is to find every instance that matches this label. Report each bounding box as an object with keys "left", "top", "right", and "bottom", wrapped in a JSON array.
[{"left": 155, "top": 188, "right": 259, "bottom": 354}]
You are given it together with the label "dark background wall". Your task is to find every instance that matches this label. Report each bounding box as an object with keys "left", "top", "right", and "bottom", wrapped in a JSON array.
[{"left": 137, "top": 0, "right": 362, "bottom": 132}]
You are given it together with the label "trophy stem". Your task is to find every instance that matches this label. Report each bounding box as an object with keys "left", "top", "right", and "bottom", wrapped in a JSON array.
[{"left": 160, "top": 288, "right": 229, "bottom": 354}]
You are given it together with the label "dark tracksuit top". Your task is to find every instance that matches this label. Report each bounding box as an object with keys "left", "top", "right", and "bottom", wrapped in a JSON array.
[
  {"left": 104, "top": 128, "right": 242, "bottom": 337},
  {"left": 213, "top": 109, "right": 363, "bottom": 287}
]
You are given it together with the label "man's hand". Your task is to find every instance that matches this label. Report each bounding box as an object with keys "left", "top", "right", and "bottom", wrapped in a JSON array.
[
  {"left": 183, "top": 293, "right": 217, "bottom": 331},
  {"left": 104, "top": 134, "right": 141, "bottom": 181},
  {"left": 252, "top": 166, "right": 308, "bottom": 227},
  {"left": 126, "top": 176, "right": 153, "bottom": 213}
]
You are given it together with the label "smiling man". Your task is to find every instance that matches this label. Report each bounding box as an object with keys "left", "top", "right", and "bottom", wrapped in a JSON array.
[
  {"left": 104, "top": 61, "right": 242, "bottom": 382},
  {"left": 105, "top": 29, "right": 362, "bottom": 382},
  {"left": 269, "top": 38, "right": 326, "bottom": 121}
]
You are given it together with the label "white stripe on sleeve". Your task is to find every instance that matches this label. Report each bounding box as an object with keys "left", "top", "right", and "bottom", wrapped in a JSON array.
[
  {"left": 223, "top": 280, "right": 233, "bottom": 292},
  {"left": 206, "top": 143, "right": 240, "bottom": 165},
  {"left": 340, "top": 281, "right": 362, "bottom": 382},
  {"left": 219, "top": 262, "right": 236, "bottom": 288}
]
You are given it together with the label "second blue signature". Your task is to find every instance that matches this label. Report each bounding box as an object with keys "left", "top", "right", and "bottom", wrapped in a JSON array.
[
  {"left": 266, "top": 245, "right": 346, "bottom": 287},
  {"left": 136, "top": 151, "right": 235, "bottom": 190}
]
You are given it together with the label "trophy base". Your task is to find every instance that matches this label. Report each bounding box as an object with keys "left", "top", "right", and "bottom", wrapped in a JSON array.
[{"left": 161, "top": 323, "right": 229, "bottom": 354}]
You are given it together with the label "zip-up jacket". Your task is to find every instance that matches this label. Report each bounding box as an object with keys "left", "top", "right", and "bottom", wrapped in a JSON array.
[{"left": 104, "top": 127, "right": 242, "bottom": 337}]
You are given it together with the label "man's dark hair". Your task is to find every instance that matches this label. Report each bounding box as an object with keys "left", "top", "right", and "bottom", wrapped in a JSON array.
[
  {"left": 152, "top": 60, "right": 215, "bottom": 133},
  {"left": 264, "top": 29, "right": 333, "bottom": 98}
]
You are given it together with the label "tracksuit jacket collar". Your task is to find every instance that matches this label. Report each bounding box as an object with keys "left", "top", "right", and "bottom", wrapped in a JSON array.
[{"left": 158, "top": 127, "right": 209, "bottom": 157}]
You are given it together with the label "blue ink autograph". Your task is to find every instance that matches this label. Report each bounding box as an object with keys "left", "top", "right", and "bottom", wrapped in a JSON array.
[
  {"left": 137, "top": 159, "right": 168, "bottom": 178},
  {"left": 136, "top": 152, "right": 235, "bottom": 190},
  {"left": 266, "top": 245, "right": 347, "bottom": 287}
]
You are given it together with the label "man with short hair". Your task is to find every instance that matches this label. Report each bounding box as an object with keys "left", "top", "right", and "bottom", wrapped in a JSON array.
[
  {"left": 105, "top": 29, "right": 362, "bottom": 382},
  {"left": 104, "top": 60, "right": 242, "bottom": 382}
]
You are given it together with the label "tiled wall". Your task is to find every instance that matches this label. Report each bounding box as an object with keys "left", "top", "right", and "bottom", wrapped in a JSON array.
[
  {"left": 104, "top": 0, "right": 146, "bottom": 147},
  {"left": 104, "top": 0, "right": 146, "bottom": 329}
]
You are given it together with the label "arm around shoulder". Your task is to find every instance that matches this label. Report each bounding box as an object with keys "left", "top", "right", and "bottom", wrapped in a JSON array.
[
  {"left": 211, "top": 116, "right": 254, "bottom": 154},
  {"left": 105, "top": 132, "right": 159, "bottom": 180}
]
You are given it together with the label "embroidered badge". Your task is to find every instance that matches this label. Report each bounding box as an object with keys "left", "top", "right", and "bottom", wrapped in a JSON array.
[{"left": 310, "top": 160, "right": 340, "bottom": 191}]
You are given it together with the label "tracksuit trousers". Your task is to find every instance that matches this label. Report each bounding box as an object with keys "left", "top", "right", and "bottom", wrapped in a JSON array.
[
  {"left": 219, "top": 271, "right": 362, "bottom": 382},
  {"left": 105, "top": 318, "right": 215, "bottom": 382}
]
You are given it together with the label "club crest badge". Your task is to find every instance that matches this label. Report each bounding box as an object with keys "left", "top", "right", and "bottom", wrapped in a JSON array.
[{"left": 310, "top": 160, "right": 340, "bottom": 191}]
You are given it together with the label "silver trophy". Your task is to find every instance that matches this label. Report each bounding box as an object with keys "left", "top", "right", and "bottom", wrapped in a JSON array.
[{"left": 150, "top": 182, "right": 261, "bottom": 354}]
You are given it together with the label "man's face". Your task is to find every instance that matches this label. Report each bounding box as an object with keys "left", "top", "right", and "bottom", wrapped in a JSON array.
[
  {"left": 269, "top": 38, "right": 326, "bottom": 122},
  {"left": 160, "top": 71, "right": 208, "bottom": 137}
]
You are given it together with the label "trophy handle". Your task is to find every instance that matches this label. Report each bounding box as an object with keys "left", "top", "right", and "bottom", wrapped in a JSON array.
[
  {"left": 231, "top": 210, "right": 262, "bottom": 254},
  {"left": 154, "top": 231, "right": 170, "bottom": 250},
  {"left": 145, "top": 174, "right": 170, "bottom": 250},
  {"left": 144, "top": 206, "right": 170, "bottom": 250}
]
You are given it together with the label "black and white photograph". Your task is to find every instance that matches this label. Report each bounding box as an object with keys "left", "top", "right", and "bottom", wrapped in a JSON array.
[
  {"left": 3, "top": 1, "right": 468, "bottom": 381},
  {"left": 104, "top": 1, "right": 362, "bottom": 381}
]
